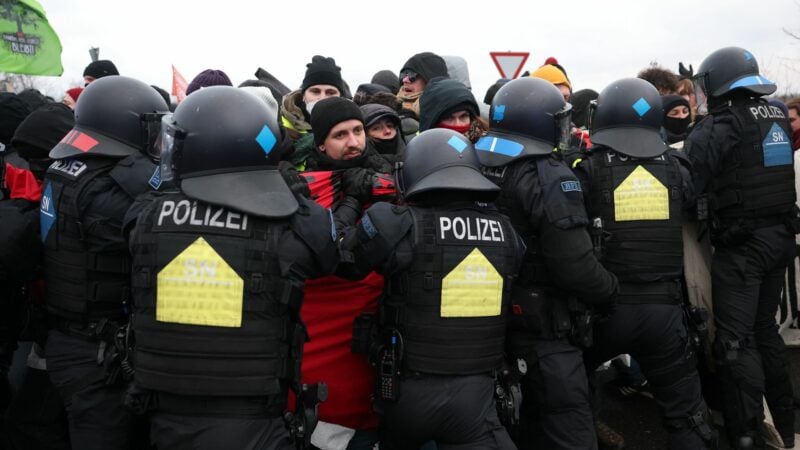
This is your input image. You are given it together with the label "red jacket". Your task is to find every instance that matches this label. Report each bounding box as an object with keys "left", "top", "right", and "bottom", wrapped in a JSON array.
[{"left": 294, "top": 170, "right": 393, "bottom": 430}]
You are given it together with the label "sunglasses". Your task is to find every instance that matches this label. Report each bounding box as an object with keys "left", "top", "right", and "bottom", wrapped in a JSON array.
[{"left": 400, "top": 70, "right": 419, "bottom": 83}]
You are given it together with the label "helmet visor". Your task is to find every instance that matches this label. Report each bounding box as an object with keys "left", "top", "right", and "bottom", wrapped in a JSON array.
[
  {"left": 157, "top": 114, "right": 185, "bottom": 184},
  {"left": 555, "top": 103, "right": 573, "bottom": 152},
  {"left": 587, "top": 100, "right": 598, "bottom": 135},
  {"left": 140, "top": 112, "right": 168, "bottom": 161},
  {"left": 693, "top": 75, "right": 709, "bottom": 116}
]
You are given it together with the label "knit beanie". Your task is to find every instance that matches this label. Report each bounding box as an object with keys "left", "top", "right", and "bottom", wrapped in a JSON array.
[
  {"left": 0, "top": 93, "right": 31, "bottom": 147},
  {"left": 301, "top": 55, "right": 345, "bottom": 95},
  {"left": 531, "top": 64, "right": 572, "bottom": 90},
  {"left": 570, "top": 89, "right": 599, "bottom": 128},
  {"left": 310, "top": 97, "right": 363, "bottom": 147},
  {"left": 371, "top": 70, "right": 399, "bottom": 93},
  {"left": 186, "top": 69, "right": 233, "bottom": 96},
  {"left": 483, "top": 79, "right": 510, "bottom": 105},
  {"left": 661, "top": 94, "right": 690, "bottom": 116},
  {"left": 83, "top": 60, "right": 119, "bottom": 79},
  {"left": 11, "top": 102, "right": 74, "bottom": 160},
  {"left": 399, "top": 52, "right": 449, "bottom": 83},
  {"left": 66, "top": 87, "right": 84, "bottom": 102}
]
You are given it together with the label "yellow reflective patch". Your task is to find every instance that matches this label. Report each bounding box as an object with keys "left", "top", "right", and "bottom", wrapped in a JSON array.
[
  {"left": 441, "top": 248, "right": 503, "bottom": 318},
  {"left": 614, "top": 165, "right": 669, "bottom": 221},
  {"left": 156, "top": 237, "right": 244, "bottom": 327}
]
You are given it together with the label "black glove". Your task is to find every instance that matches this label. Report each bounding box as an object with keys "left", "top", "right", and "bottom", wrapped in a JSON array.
[
  {"left": 278, "top": 161, "right": 310, "bottom": 198},
  {"left": 341, "top": 167, "right": 375, "bottom": 203},
  {"left": 333, "top": 196, "right": 363, "bottom": 232}
]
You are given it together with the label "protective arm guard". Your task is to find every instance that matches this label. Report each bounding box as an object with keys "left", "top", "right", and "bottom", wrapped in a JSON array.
[
  {"left": 539, "top": 222, "right": 618, "bottom": 304},
  {"left": 336, "top": 202, "right": 412, "bottom": 280},
  {"left": 287, "top": 196, "right": 339, "bottom": 279}
]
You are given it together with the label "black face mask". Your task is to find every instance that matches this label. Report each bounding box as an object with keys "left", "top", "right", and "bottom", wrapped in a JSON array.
[
  {"left": 663, "top": 115, "right": 691, "bottom": 137},
  {"left": 372, "top": 136, "right": 399, "bottom": 155}
]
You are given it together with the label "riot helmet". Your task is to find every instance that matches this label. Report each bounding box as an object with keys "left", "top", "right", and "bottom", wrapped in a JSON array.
[
  {"left": 693, "top": 46, "right": 776, "bottom": 114},
  {"left": 158, "top": 86, "right": 297, "bottom": 218},
  {"left": 50, "top": 76, "right": 169, "bottom": 160},
  {"left": 589, "top": 78, "right": 667, "bottom": 158},
  {"left": 474, "top": 77, "right": 572, "bottom": 167},
  {"left": 398, "top": 128, "right": 498, "bottom": 201}
]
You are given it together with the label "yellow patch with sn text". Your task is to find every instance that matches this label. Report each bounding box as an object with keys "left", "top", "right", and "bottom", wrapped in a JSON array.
[
  {"left": 614, "top": 165, "right": 669, "bottom": 222},
  {"left": 156, "top": 237, "right": 244, "bottom": 327},
  {"left": 441, "top": 248, "right": 503, "bottom": 318}
]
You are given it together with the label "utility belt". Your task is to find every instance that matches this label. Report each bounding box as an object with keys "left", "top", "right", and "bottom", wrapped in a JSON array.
[
  {"left": 53, "top": 317, "right": 134, "bottom": 395},
  {"left": 128, "top": 389, "right": 287, "bottom": 417},
  {"left": 616, "top": 280, "right": 683, "bottom": 305},
  {"left": 507, "top": 286, "right": 595, "bottom": 349},
  {"left": 54, "top": 317, "right": 123, "bottom": 342},
  {"left": 710, "top": 211, "right": 799, "bottom": 246}
]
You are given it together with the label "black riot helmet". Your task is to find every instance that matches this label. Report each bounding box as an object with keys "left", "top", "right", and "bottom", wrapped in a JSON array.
[
  {"left": 398, "top": 128, "right": 499, "bottom": 201},
  {"left": 158, "top": 86, "right": 297, "bottom": 218},
  {"left": 589, "top": 77, "right": 667, "bottom": 158},
  {"left": 50, "top": 76, "right": 169, "bottom": 160},
  {"left": 693, "top": 46, "right": 776, "bottom": 114},
  {"left": 474, "top": 77, "right": 572, "bottom": 167}
]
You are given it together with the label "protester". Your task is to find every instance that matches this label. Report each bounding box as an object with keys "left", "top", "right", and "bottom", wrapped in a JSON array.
[
  {"left": 82, "top": 59, "right": 119, "bottom": 86},
  {"left": 418, "top": 78, "right": 487, "bottom": 143}
]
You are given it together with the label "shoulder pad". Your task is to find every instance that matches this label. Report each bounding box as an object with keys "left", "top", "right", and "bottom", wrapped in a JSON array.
[
  {"left": 361, "top": 202, "right": 413, "bottom": 248},
  {"left": 535, "top": 156, "right": 589, "bottom": 229},
  {"left": 667, "top": 148, "right": 691, "bottom": 171},
  {"left": 109, "top": 152, "right": 159, "bottom": 198},
  {"left": 291, "top": 195, "right": 337, "bottom": 257}
]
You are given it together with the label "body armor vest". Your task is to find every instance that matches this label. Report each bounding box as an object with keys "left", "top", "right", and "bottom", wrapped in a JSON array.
[
  {"left": 130, "top": 192, "right": 304, "bottom": 398},
  {"left": 41, "top": 157, "right": 131, "bottom": 321},
  {"left": 711, "top": 99, "right": 795, "bottom": 221},
  {"left": 587, "top": 149, "right": 684, "bottom": 282},
  {"left": 383, "top": 204, "right": 520, "bottom": 375}
]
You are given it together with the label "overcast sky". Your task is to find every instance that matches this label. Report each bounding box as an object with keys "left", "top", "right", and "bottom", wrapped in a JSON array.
[{"left": 37, "top": 0, "right": 800, "bottom": 101}]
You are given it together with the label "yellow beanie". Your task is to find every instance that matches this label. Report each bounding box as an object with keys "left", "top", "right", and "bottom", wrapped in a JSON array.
[{"left": 530, "top": 64, "right": 572, "bottom": 90}]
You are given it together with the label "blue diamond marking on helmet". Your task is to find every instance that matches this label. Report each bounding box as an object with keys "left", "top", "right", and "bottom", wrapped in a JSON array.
[
  {"left": 447, "top": 136, "right": 467, "bottom": 153},
  {"left": 743, "top": 51, "right": 753, "bottom": 61},
  {"left": 493, "top": 105, "right": 506, "bottom": 121},
  {"left": 255, "top": 125, "right": 277, "bottom": 155},
  {"left": 632, "top": 97, "right": 651, "bottom": 117}
]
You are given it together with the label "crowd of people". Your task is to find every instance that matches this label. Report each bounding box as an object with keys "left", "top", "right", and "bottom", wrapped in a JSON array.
[{"left": 0, "top": 46, "right": 799, "bottom": 450}]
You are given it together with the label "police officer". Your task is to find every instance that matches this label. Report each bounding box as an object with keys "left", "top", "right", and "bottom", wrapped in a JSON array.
[
  {"left": 474, "top": 76, "right": 618, "bottom": 450},
  {"left": 40, "top": 76, "right": 168, "bottom": 450},
  {"left": 336, "top": 128, "right": 524, "bottom": 449},
  {"left": 2, "top": 102, "right": 74, "bottom": 450},
  {"left": 686, "top": 47, "right": 797, "bottom": 449},
  {"left": 125, "top": 86, "right": 337, "bottom": 450},
  {"left": 574, "top": 77, "right": 716, "bottom": 449}
]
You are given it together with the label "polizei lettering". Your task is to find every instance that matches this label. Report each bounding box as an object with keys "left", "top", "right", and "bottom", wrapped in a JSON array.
[
  {"left": 49, "top": 159, "right": 87, "bottom": 178},
  {"left": 750, "top": 104, "right": 786, "bottom": 120},
  {"left": 157, "top": 199, "right": 248, "bottom": 231},
  {"left": 606, "top": 151, "right": 666, "bottom": 163},
  {"left": 439, "top": 216, "right": 505, "bottom": 242}
]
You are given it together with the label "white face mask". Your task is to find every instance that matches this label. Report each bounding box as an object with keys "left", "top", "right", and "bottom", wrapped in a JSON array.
[{"left": 305, "top": 100, "right": 319, "bottom": 115}]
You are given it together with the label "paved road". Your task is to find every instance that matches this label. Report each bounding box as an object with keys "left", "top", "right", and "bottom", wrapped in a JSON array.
[{"left": 598, "top": 348, "right": 800, "bottom": 449}]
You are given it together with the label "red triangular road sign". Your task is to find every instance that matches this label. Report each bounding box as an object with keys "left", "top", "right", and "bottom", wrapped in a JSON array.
[{"left": 490, "top": 52, "right": 530, "bottom": 79}]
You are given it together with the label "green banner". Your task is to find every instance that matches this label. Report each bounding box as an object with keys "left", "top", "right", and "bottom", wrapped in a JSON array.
[{"left": 0, "top": 0, "right": 62, "bottom": 76}]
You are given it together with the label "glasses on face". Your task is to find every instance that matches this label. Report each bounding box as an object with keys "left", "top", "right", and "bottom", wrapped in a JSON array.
[{"left": 400, "top": 70, "right": 419, "bottom": 83}]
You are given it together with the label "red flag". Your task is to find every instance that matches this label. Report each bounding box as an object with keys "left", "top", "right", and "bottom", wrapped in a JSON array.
[{"left": 171, "top": 65, "right": 187, "bottom": 104}]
